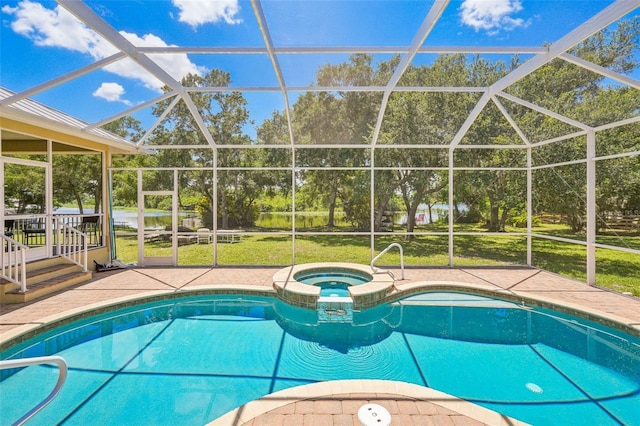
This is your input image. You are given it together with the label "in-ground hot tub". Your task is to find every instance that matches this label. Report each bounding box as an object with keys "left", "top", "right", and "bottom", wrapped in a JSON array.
[
  {"left": 294, "top": 268, "right": 372, "bottom": 297},
  {"left": 273, "top": 263, "right": 395, "bottom": 310}
]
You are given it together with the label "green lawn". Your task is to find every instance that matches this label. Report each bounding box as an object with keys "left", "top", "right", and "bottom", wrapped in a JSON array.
[{"left": 114, "top": 223, "right": 639, "bottom": 296}]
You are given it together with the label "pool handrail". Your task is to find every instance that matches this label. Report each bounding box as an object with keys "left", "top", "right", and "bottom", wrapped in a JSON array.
[
  {"left": 371, "top": 243, "right": 404, "bottom": 280},
  {"left": 0, "top": 355, "right": 68, "bottom": 426}
]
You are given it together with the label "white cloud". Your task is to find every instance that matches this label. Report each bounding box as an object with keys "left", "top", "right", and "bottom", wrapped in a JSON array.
[
  {"left": 459, "top": 0, "right": 530, "bottom": 34},
  {"left": 172, "top": 0, "right": 241, "bottom": 27},
  {"left": 92, "top": 82, "right": 131, "bottom": 105},
  {"left": 2, "top": 1, "right": 116, "bottom": 58},
  {"left": 109, "top": 32, "right": 205, "bottom": 91},
  {"left": 2, "top": 0, "right": 204, "bottom": 92}
]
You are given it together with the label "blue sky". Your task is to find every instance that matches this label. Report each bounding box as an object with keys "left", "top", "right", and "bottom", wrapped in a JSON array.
[{"left": 1, "top": 0, "right": 635, "bottom": 137}]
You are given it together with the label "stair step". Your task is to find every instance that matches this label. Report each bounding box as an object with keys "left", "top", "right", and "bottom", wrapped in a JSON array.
[
  {"left": 0, "top": 263, "right": 78, "bottom": 290},
  {"left": 25, "top": 263, "right": 80, "bottom": 285},
  {"left": 24, "top": 257, "right": 68, "bottom": 273},
  {"left": 3, "top": 270, "right": 93, "bottom": 304}
]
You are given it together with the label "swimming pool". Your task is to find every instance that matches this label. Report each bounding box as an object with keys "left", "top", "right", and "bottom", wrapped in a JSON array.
[{"left": 1, "top": 291, "right": 639, "bottom": 425}]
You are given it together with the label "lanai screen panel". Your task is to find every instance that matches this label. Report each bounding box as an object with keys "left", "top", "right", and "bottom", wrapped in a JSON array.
[
  {"left": 1, "top": 1, "right": 637, "bottom": 147},
  {"left": 1, "top": 1, "right": 639, "bottom": 283}
]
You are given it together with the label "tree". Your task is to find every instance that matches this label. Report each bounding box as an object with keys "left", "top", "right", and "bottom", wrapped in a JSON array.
[
  {"left": 293, "top": 91, "right": 359, "bottom": 227},
  {"left": 3, "top": 162, "right": 45, "bottom": 213},
  {"left": 53, "top": 153, "right": 102, "bottom": 214},
  {"left": 595, "top": 122, "right": 640, "bottom": 222},
  {"left": 291, "top": 54, "right": 394, "bottom": 228},
  {"left": 378, "top": 55, "right": 477, "bottom": 238},
  {"left": 50, "top": 116, "right": 146, "bottom": 214},
  {"left": 151, "top": 70, "right": 253, "bottom": 228},
  {"left": 101, "top": 117, "right": 149, "bottom": 208},
  {"left": 509, "top": 18, "right": 640, "bottom": 231},
  {"left": 103, "top": 116, "right": 146, "bottom": 141}
]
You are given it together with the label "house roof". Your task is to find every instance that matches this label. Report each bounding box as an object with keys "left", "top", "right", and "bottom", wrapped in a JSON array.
[{"left": 0, "top": 86, "right": 139, "bottom": 153}]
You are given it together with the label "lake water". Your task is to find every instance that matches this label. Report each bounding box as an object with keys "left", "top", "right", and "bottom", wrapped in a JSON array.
[
  {"left": 55, "top": 203, "right": 457, "bottom": 230},
  {"left": 54, "top": 208, "right": 178, "bottom": 230}
]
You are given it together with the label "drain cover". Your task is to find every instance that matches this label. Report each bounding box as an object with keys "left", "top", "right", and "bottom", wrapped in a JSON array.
[
  {"left": 526, "top": 382, "right": 543, "bottom": 394},
  {"left": 358, "top": 403, "right": 391, "bottom": 426}
]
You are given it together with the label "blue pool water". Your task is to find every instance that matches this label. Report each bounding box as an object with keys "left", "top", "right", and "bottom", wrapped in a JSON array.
[
  {"left": 1, "top": 292, "right": 639, "bottom": 425},
  {"left": 294, "top": 269, "right": 371, "bottom": 297},
  {"left": 315, "top": 282, "right": 350, "bottom": 297}
]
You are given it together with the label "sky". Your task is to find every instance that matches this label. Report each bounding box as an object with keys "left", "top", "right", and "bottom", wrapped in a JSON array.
[{"left": 0, "top": 0, "right": 636, "bottom": 139}]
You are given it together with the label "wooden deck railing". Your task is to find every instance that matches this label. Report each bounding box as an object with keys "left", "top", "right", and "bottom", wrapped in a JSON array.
[
  {"left": 0, "top": 234, "right": 28, "bottom": 292},
  {"left": 57, "top": 222, "right": 88, "bottom": 272}
]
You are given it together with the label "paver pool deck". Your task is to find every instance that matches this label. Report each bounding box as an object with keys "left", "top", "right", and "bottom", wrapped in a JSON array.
[{"left": 1, "top": 266, "right": 639, "bottom": 425}]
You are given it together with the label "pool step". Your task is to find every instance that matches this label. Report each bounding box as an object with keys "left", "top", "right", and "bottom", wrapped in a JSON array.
[{"left": 0, "top": 260, "right": 93, "bottom": 304}]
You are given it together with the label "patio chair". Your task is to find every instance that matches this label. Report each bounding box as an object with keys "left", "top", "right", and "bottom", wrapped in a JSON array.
[
  {"left": 79, "top": 216, "right": 100, "bottom": 245},
  {"left": 163, "top": 225, "right": 197, "bottom": 245},
  {"left": 4, "top": 219, "right": 15, "bottom": 238},
  {"left": 197, "top": 228, "right": 211, "bottom": 244},
  {"left": 24, "top": 218, "right": 46, "bottom": 245},
  {"left": 3, "top": 219, "right": 15, "bottom": 252}
]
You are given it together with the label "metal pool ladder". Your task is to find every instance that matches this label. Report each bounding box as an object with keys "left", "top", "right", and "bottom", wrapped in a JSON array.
[
  {"left": 0, "top": 355, "right": 68, "bottom": 426},
  {"left": 371, "top": 243, "right": 404, "bottom": 280}
]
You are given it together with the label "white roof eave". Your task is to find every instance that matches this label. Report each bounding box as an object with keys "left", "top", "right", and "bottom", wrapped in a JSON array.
[{"left": 1, "top": 105, "right": 140, "bottom": 154}]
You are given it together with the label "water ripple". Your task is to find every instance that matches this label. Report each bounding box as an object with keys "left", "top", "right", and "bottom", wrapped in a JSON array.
[{"left": 277, "top": 333, "right": 410, "bottom": 381}]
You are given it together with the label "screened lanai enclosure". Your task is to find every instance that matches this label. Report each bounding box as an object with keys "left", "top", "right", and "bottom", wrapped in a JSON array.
[{"left": 1, "top": 0, "right": 639, "bottom": 294}]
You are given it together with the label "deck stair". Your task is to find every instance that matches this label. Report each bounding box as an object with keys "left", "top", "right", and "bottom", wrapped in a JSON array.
[{"left": 0, "top": 258, "right": 93, "bottom": 304}]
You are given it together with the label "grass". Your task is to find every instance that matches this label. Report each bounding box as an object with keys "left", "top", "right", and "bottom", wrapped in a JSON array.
[{"left": 114, "top": 223, "right": 640, "bottom": 296}]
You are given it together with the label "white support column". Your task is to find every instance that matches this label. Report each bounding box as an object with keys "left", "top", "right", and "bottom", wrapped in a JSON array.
[
  {"left": 0, "top": 157, "right": 4, "bottom": 222},
  {"left": 213, "top": 147, "right": 218, "bottom": 266},
  {"left": 172, "top": 169, "right": 178, "bottom": 266},
  {"left": 448, "top": 148, "right": 454, "bottom": 266},
  {"left": 370, "top": 147, "right": 376, "bottom": 261},
  {"left": 586, "top": 130, "right": 597, "bottom": 285},
  {"left": 136, "top": 169, "right": 143, "bottom": 263},
  {"left": 527, "top": 146, "right": 532, "bottom": 266},
  {"left": 291, "top": 144, "right": 296, "bottom": 265},
  {"left": 0, "top": 131, "right": 2, "bottom": 227},
  {"left": 106, "top": 155, "right": 115, "bottom": 260},
  {"left": 103, "top": 150, "right": 109, "bottom": 252},
  {"left": 46, "top": 140, "right": 53, "bottom": 258}
]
